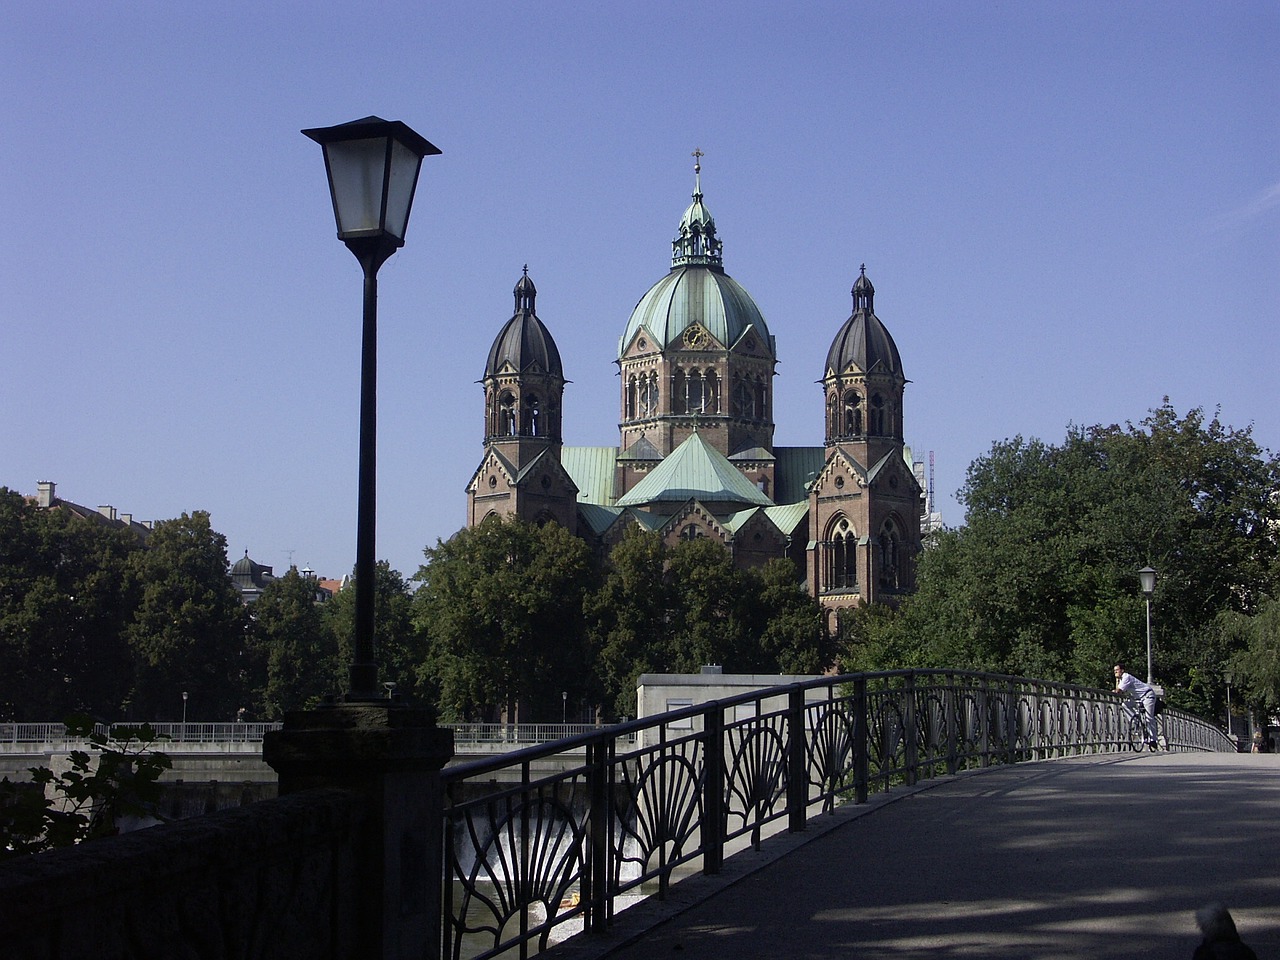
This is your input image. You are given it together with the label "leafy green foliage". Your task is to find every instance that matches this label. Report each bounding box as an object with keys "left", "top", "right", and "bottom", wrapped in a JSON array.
[
  {"left": 324, "top": 561, "right": 422, "bottom": 704},
  {"left": 247, "top": 567, "right": 340, "bottom": 717},
  {"left": 0, "top": 714, "right": 172, "bottom": 860},
  {"left": 413, "top": 517, "right": 599, "bottom": 722},
  {"left": 122, "top": 512, "right": 249, "bottom": 720},
  {"left": 589, "top": 528, "right": 830, "bottom": 717},
  {"left": 0, "top": 489, "right": 141, "bottom": 718},
  {"left": 842, "top": 402, "right": 1280, "bottom": 719},
  {"left": 1223, "top": 598, "right": 1280, "bottom": 726}
]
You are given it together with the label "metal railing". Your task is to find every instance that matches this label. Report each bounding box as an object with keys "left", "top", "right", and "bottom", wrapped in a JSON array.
[{"left": 438, "top": 670, "right": 1234, "bottom": 960}]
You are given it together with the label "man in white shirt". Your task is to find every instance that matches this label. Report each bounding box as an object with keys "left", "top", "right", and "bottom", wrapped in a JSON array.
[{"left": 1114, "top": 662, "right": 1159, "bottom": 749}]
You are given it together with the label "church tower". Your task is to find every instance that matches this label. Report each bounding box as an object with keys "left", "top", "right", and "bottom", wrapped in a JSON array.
[
  {"left": 808, "top": 266, "right": 922, "bottom": 621},
  {"left": 615, "top": 154, "right": 778, "bottom": 499},
  {"left": 466, "top": 269, "right": 578, "bottom": 532}
]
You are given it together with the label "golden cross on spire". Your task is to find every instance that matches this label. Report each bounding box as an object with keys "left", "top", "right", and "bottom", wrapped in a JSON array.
[{"left": 692, "top": 147, "right": 703, "bottom": 175}]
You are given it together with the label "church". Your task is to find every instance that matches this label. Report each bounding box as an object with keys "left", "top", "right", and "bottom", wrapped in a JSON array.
[{"left": 466, "top": 159, "right": 924, "bottom": 623}]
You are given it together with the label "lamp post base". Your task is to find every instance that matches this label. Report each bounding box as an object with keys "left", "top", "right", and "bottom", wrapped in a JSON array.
[{"left": 264, "top": 703, "right": 455, "bottom": 959}]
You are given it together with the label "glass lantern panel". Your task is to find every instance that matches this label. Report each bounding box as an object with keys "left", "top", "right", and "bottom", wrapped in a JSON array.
[
  {"left": 383, "top": 138, "right": 423, "bottom": 241},
  {"left": 326, "top": 137, "right": 388, "bottom": 236}
]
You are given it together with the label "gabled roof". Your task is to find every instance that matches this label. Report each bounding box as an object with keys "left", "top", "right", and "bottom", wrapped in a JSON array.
[
  {"left": 619, "top": 435, "right": 663, "bottom": 461},
  {"left": 616, "top": 432, "right": 774, "bottom": 508},
  {"left": 514, "top": 448, "right": 580, "bottom": 495},
  {"left": 578, "top": 501, "right": 624, "bottom": 536},
  {"left": 763, "top": 501, "right": 810, "bottom": 536}
]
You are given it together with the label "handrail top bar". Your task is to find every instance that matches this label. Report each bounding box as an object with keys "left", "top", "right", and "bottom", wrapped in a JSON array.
[{"left": 441, "top": 668, "right": 1144, "bottom": 783}]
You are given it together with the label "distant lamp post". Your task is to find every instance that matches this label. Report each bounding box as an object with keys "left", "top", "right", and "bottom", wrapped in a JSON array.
[
  {"left": 562, "top": 691, "right": 568, "bottom": 725},
  {"left": 1138, "top": 566, "right": 1157, "bottom": 684},
  {"left": 1224, "top": 669, "right": 1234, "bottom": 740},
  {"left": 303, "top": 116, "right": 440, "bottom": 699},
  {"left": 181, "top": 690, "right": 189, "bottom": 741}
]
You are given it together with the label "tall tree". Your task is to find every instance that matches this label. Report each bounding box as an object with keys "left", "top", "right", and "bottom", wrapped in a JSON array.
[
  {"left": 122, "top": 512, "right": 249, "bottom": 721},
  {"left": 588, "top": 531, "right": 833, "bottom": 718},
  {"left": 248, "top": 568, "right": 338, "bottom": 718},
  {"left": 587, "top": 526, "right": 675, "bottom": 719},
  {"left": 0, "top": 489, "right": 140, "bottom": 719},
  {"left": 413, "top": 517, "right": 598, "bottom": 723},
  {"left": 322, "top": 561, "right": 421, "bottom": 703},
  {"left": 843, "top": 402, "right": 1280, "bottom": 716},
  {"left": 1222, "top": 598, "right": 1280, "bottom": 731}
]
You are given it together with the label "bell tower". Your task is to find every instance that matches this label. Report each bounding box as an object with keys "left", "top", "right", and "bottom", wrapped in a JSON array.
[
  {"left": 808, "top": 266, "right": 922, "bottom": 619},
  {"left": 467, "top": 268, "right": 578, "bottom": 531}
]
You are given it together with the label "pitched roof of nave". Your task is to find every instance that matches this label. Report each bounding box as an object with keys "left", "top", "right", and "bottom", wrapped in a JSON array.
[
  {"left": 616, "top": 432, "right": 774, "bottom": 508},
  {"left": 618, "top": 158, "right": 775, "bottom": 359}
]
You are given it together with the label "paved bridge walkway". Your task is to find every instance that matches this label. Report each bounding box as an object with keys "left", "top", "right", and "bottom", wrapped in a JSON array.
[{"left": 553, "top": 753, "right": 1280, "bottom": 960}]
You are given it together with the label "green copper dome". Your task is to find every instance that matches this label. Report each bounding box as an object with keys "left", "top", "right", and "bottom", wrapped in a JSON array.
[{"left": 618, "top": 161, "right": 775, "bottom": 358}]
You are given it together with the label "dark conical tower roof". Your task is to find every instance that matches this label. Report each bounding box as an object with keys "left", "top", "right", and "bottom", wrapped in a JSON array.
[
  {"left": 824, "top": 265, "right": 903, "bottom": 378},
  {"left": 485, "top": 267, "right": 564, "bottom": 379}
]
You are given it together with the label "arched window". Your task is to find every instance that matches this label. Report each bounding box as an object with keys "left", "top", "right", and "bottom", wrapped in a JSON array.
[
  {"left": 878, "top": 518, "right": 901, "bottom": 590},
  {"left": 755, "top": 380, "right": 767, "bottom": 420},
  {"left": 871, "top": 394, "right": 885, "bottom": 435},
  {"left": 672, "top": 369, "right": 687, "bottom": 414},
  {"left": 688, "top": 369, "right": 705, "bottom": 413},
  {"left": 823, "top": 517, "right": 857, "bottom": 591},
  {"left": 523, "top": 394, "right": 541, "bottom": 436},
  {"left": 826, "top": 393, "right": 838, "bottom": 437},
  {"left": 499, "top": 391, "right": 517, "bottom": 436},
  {"left": 705, "top": 370, "right": 719, "bottom": 414},
  {"left": 626, "top": 375, "right": 637, "bottom": 420},
  {"left": 843, "top": 391, "right": 861, "bottom": 436},
  {"left": 735, "top": 376, "right": 755, "bottom": 419},
  {"left": 679, "top": 523, "right": 703, "bottom": 541},
  {"left": 640, "top": 374, "right": 658, "bottom": 417}
]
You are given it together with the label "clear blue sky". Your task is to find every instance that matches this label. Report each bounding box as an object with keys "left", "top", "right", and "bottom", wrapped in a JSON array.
[{"left": 3, "top": 2, "right": 1276, "bottom": 582}]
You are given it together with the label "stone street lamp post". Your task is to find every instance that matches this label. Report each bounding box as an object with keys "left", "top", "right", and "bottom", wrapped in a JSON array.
[
  {"left": 300, "top": 115, "right": 441, "bottom": 699},
  {"left": 264, "top": 117, "right": 453, "bottom": 960},
  {"left": 1138, "top": 566, "right": 1157, "bottom": 684}
]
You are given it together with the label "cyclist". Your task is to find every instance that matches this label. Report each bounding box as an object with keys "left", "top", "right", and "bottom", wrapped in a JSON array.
[{"left": 1114, "top": 662, "right": 1159, "bottom": 750}]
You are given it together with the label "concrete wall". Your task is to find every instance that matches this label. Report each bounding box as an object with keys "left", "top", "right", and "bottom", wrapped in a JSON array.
[{"left": 636, "top": 669, "right": 827, "bottom": 743}]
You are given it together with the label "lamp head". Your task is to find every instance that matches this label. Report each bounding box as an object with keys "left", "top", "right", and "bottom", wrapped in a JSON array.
[
  {"left": 303, "top": 116, "right": 440, "bottom": 267},
  {"left": 1138, "top": 566, "right": 1157, "bottom": 596}
]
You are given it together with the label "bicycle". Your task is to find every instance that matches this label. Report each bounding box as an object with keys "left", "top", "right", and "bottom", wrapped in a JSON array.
[{"left": 1123, "top": 699, "right": 1167, "bottom": 752}]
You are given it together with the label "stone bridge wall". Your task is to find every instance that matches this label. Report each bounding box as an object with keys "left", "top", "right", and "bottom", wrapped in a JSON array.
[{"left": 0, "top": 787, "right": 365, "bottom": 960}]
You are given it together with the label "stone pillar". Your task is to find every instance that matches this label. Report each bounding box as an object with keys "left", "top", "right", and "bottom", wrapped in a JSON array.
[{"left": 263, "top": 703, "right": 455, "bottom": 960}]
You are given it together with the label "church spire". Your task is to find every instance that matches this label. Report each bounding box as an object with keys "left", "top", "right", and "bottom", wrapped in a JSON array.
[
  {"left": 513, "top": 264, "right": 536, "bottom": 315},
  {"left": 671, "top": 148, "right": 723, "bottom": 268},
  {"left": 852, "top": 263, "right": 875, "bottom": 313}
]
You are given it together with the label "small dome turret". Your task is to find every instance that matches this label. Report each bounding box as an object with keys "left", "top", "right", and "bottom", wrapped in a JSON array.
[
  {"left": 485, "top": 266, "right": 564, "bottom": 379},
  {"left": 825, "top": 266, "right": 902, "bottom": 377}
]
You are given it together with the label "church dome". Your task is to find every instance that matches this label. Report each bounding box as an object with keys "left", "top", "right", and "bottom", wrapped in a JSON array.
[
  {"left": 485, "top": 268, "right": 564, "bottom": 378},
  {"left": 618, "top": 159, "right": 774, "bottom": 358},
  {"left": 825, "top": 266, "right": 903, "bottom": 377}
]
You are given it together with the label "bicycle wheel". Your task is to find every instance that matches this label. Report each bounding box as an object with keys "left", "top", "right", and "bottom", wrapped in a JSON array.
[{"left": 1127, "top": 714, "right": 1145, "bottom": 752}]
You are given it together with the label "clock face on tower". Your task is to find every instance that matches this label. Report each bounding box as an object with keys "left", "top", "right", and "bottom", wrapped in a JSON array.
[{"left": 683, "top": 326, "right": 708, "bottom": 349}]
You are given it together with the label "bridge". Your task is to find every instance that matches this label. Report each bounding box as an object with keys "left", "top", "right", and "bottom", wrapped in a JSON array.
[
  {"left": 2, "top": 670, "right": 1266, "bottom": 960},
  {"left": 566, "top": 751, "right": 1280, "bottom": 959}
]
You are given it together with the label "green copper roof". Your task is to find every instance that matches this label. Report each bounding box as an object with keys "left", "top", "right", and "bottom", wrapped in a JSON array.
[
  {"left": 772, "top": 447, "right": 828, "bottom": 504},
  {"left": 763, "top": 501, "right": 810, "bottom": 536},
  {"left": 616, "top": 432, "right": 774, "bottom": 508},
  {"left": 562, "top": 445, "right": 618, "bottom": 505}
]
